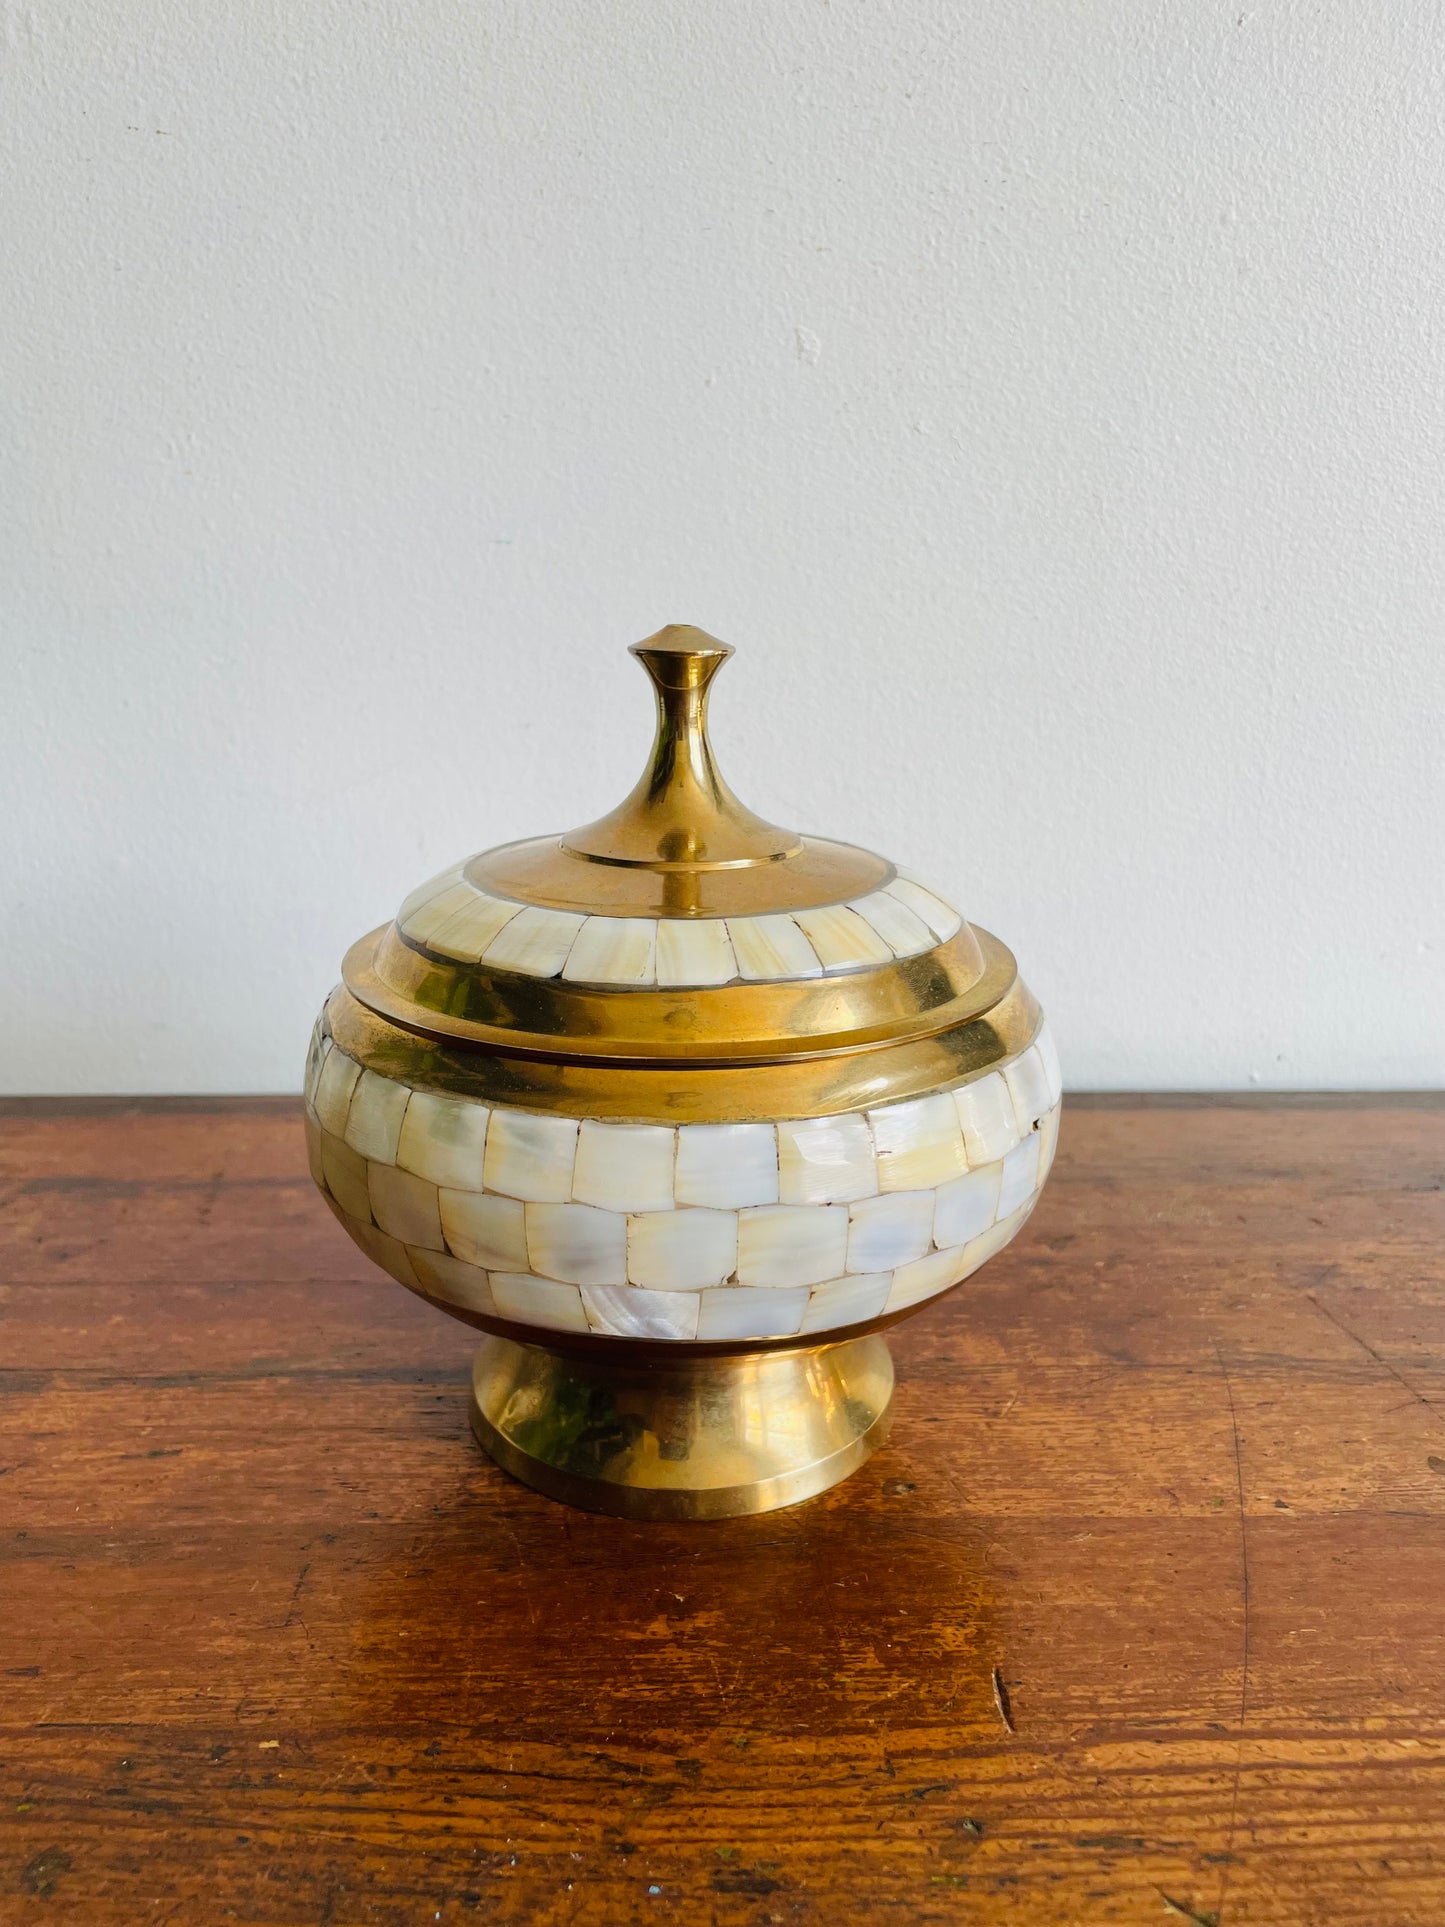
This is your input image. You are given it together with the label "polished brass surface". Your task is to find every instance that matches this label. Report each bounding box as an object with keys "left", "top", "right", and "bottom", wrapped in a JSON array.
[
  {"left": 351, "top": 918, "right": 994, "bottom": 1066},
  {"left": 327, "top": 958, "right": 1041, "bottom": 1122},
  {"left": 470, "top": 833, "right": 890, "bottom": 919},
  {"left": 468, "top": 1330, "right": 894, "bottom": 1519},
  {"left": 563, "top": 626, "right": 800, "bottom": 869},
  {"left": 467, "top": 628, "right": 887, "bottom": 915}
]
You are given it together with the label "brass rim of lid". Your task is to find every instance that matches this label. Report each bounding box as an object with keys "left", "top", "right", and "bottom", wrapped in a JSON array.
[{"left": 344, "top": 626, "right": 1001, "bottom": 1067}]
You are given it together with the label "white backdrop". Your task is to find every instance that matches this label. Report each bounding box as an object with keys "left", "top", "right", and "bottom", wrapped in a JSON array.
[{"left": 4, "top": 2, "right": 1443, "bottom": 1093}]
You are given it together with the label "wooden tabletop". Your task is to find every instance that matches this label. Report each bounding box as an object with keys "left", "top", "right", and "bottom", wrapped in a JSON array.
[{"left": 2, "top": 1094, "right": 1443, "bottom": 1925}]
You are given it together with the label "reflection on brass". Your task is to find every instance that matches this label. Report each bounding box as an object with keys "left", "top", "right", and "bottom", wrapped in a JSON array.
[
  {"left": 347, "top": 919, "right": 998, "bottom": 1066},
  {"left": 469, "top": 1330, "right": 893, "bottom": 1519}
]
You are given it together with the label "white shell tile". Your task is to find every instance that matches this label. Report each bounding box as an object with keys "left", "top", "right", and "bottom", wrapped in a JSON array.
[
  {"left": 846, "top": 1191, "right": 934, "bottom": 1273},
  {"left": 303, "top": 1025, "right": 327, "bottom": 1109},
  {"left": 800, "top": 1272, "right": 892, "bottom": 1334},
  {"left": 952, "top": 1071, "right": 1022, "bottom": 1165},
  {"left": 525, "top": 1201, "right": 627, "bottom": 1287},
  {"left": 396, "top": 1091, "right": 489, "bottom": 1191},
  {"left": 1035, "top": 1022, "right": 1064, "bottom": 1108},
  {"left": 428, "top": 891, "right": 523, "bottom": 963},
  {"left": 727, "top": 914, "right": 823, "bottom": 981},
  {"left": 562, "top": 916, "right": 657, "bottom": 986},
  {"left": 401, "top": 880, "right": 479, "bottom": 945},
  {"left": 481, "top": 905, "right": 586, "bottom": 977},
  {"left": 847, "top": 889, "right": 935, "bottom": 959},
  {"left": 997, "top": 1132, "right": 1042, "bottom": 1218},
  {"left": 776, "top": 1113, "right": 877, "bottom": 1206},
  {"left": 963, "top": 1197, "right": 1036, "bottom": 1272},
  {"left": 313, "top": 1047, "right": 363, "bottom": 1137},
  {"left": 1004, "top": 1045, "right": 1054, "bottom": 1133},
  {"left": 490, "top": 1273, "right": 590, "bottom": 1333},
  {"left": 627, "top": 1207, "right": 738, "bottom": 1290},
  {"left": 884, "top": 877, "right": 962, "bottom": 943},
  {"left": 572, "top": 1121, "right": 676, "bottom": 1214},
  {"left": 791, "top": 904, "right": 893, "bottom": 972},
  {"left": 933, "top": 1162, "right": 1003, "bottom": 1249},
  {"left": 581, "top": 1284, "right": 701, "bottom": 1341},
  {"left": 320, "top": 1130, "right": 372, "bottom": 1221},
  {"left": 736, "top": 1204, "right": 849, "bottom": 1289},
  {"left": 1037, "top": 1101, "right": 1061, "bottom": 1183},
  {"left": 368, "top": 1163, "right": 445, "bottom": 1251},
  {"left": 675, "top": 1123, "right": 779, "bottom": 1209},
  {"left": 869, "top": 1092, "right": 967, "bottom": 1191},
  {"left": 343, "top": 1068, "right": 411, "bottom": 1164},
  {"left": 886, "top": 1242, "right": 972, "bottom": 1311},
  {"left": 303, "top": 1110, "right": 326, "bottom": 1189},
  {"left": 397, "top": 862, "right": 465, "bottom": 925},
  {"left": 439, "top": 1188, "right": 528, "bottom": 1271},
  {"left": 655, "top": 918, "right": 738, "bottom": 987},
  {"left": 483, "top": 1110, "right": 579, "bottom": 1203},
  {"left": 328, "top": 1202, "right": 420, "bottom": 1289},
  {"left": 696, "top": 1286, "right": 810, "bottom": 1341},
  {"left": 408, "top": 1246, "right": 496, "bottom": 1314}
]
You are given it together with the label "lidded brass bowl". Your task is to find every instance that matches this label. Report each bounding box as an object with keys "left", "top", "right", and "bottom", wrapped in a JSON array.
[{"left": 305, "top": 627, "right": 1060, "bottom": 1516}]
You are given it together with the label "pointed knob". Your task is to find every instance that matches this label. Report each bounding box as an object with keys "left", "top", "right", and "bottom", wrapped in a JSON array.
[{"left": 561, "top": 626, "right": 801, "bottom": 870}]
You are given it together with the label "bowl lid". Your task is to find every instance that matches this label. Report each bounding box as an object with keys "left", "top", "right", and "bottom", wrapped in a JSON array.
[{"left": 341, "top": 626, "right": 1016, "bottom": 1066}]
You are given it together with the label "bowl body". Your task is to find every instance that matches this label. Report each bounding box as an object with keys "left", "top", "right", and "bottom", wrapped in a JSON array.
[{"left": 304, "top": 986, "right": 1060, "bottom": 1350}]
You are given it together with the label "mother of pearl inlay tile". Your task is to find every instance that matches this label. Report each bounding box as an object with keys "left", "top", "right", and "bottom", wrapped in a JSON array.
[
  {"left": 313, "top": 1048, "right": 363, "bottom": 1137},
  {"left": 696, "top": 1285, "right": 811, "bottom": 1341},
  {"left": 397, "top": 863, "right": 465, "bottom": 925},
  {"left": 736, "top": 1204, "right": 849, "bottom": 1289},
  {"left": 790, "top": 904, "right": 894, "bottom": 972},
  {"left": 952, "top": 1071, "right": 1021, "bottom": 1165},
  {"left": 846, "top": 1191, "right": 933, "bottom": 1273},
  {"left": 396, "top": 1091, "right": 490, "bottom": 1191},
  {"left": 776, "top": 1113, "right": 877, "bottom": 1205},
  {"left": 409, "top": 1246, "right": 496, "bottom": 1313},
  {"left": 369, "top": 1163, "right": 446, "bottom": 1251},
  {"left": 429, "top": 891, "right": 523, "bottom": 963},
  {"left": 655, "top": 918, "right": 738, "bottom": 988},
  {"left": 481, "top": 905, "right": 586, "bottom": 978},
  {"left": 800, "top": 1272, "right": 892, "bottom": 1333},
  {"left": 343, "top": 1068, "right": 411, "bottom": 1164},
  {"left": 321, "top": 1130, "right": 372, "bottom": 1222},
  {"left": 869, "top": 1092, "right": 967, "bottom": 1192},
  {"left": 884, "top": 876, "right": 962, "bottom": 943},
  {"left": 483, "top": 1110, "right": 579, "bottom": 1203},
  {"left": 491, "top": 1272, "right": 590, "bottom": 1333},
  {"left": 847, "top": 889, "right": 934, "bottom": 959},
  {"left": 932, "top": 1162, "right": 1002, "bottom": 1249},
  {"left": 438, "top": 1188, "right": 528, "bottom": 1271},
  {"left": 674, "top": 1123, "right": 779, "bottom": 1209},
  {"left": 727, "top": 913, "right": 823, "bottom": 982},
  {"left": 581, "top": 1284, "right": 701, "bottom": 1341},
  {"left": 562, "top": 916, "right": 657, "bottom": 986},
  {"left": 401, "top": 880, "right": 479, "bottom": 945},
  {"left": 1004, "top": 1045, "right": 1054, "bottom": 1134},
  {"left": 525, "top": 1201, "right": 627, "bottom": 1287},
  {"left": 572, "top": 1121, "right": 675, "bottom": 1214},
  {"left": 627, "top": 1207, "right": 738, "bottom": 1290},
  {"left": 996, "top": 1132, "right": 1043, "bottom": 1219}
]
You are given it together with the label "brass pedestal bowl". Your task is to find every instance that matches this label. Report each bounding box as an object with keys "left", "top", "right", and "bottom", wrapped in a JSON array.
[{"left": 304, "top": 627, "right": 1060, "bottom": 1518}]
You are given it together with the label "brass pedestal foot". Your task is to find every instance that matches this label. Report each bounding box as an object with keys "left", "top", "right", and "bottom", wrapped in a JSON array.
[{"left": 468, "top": 1331, "right": 894, "bottom": 1519}]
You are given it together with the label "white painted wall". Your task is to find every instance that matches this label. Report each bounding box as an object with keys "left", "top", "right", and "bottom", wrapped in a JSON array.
[{"left": 4, "top": 2, "right": 1443, "bottom": 1093}]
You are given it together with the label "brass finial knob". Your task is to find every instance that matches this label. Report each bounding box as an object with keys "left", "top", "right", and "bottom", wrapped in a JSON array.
[{"left": 561, "top": 627, "right": 801, "bottom": 871}]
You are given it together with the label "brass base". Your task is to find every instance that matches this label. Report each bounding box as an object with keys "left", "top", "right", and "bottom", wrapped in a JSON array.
[{"left": 468, "top": 1331, "right": 894, "bottom": 1519}]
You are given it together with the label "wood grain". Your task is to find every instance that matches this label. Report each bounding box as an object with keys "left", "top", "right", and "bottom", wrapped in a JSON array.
[{"left": 2, "top": 1094, "right": 1443, "bottom": 1924}]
